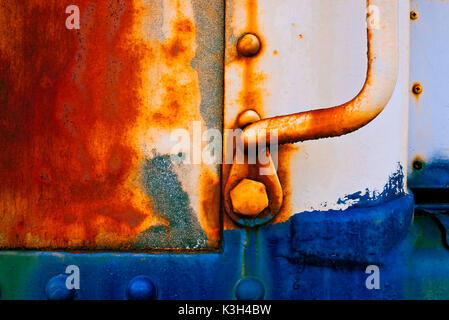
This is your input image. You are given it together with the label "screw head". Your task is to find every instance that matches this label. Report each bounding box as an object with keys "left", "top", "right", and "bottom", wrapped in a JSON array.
[
  {"left": 412, "top": 83, "right": 423, "bottom": 95},
  {"left": 235, "top": 278, "right": 265, "bottom": 300},
  {"left": 413, "top": 160, "right": 423, "bottom": 171},
  {"left": 230, "top": 179, "right": 269, "bottom": 217},
  {"left": 127, "top": 276, "right": 157, "bottom": 300},
  {"left": 410, "top": 11, "right": 419, "bottom": 20},
  {"left": 45, "top": 274, "right": 75, "bottom": 301},
  {"left": 237, "top": 33, "right": 261, "bottom": 57}
]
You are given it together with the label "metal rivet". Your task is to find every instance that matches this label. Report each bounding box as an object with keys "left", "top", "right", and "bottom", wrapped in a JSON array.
[
  {"left": 237, "top": 109, "right": 261, "bottom": 128},
  {"left": 237, "top": 33, "right": 261, "bottom": 57},
  {"left": 127, "top": 276, "right": 157, "bottom": 300},
  {"left": 412, "top": 83, "right": 423, "bottom": 95},
  {"left": 235, "top": 278, "right": 265, "bottom": 300},
  {"left": 413, "top": 160, "right": 424, "bottom": 171},
  {"left": 45, "top": 274, "right": 75, "bottom": 301},
  {"left": 410, "top": 11, "right": 419, "bottom": 20}
]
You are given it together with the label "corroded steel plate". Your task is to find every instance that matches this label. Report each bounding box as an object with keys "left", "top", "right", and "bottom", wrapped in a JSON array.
[{"left": 0, "top": 0, "right": 224, "bottom": 250}]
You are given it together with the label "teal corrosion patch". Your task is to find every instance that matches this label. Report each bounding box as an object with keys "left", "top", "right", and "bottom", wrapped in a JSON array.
[
  {"left": 136, "top": 155, "right": 208, "bottom": 250},
  {"left": 0, "top": 253, "right": 40, "bottom": 299}
]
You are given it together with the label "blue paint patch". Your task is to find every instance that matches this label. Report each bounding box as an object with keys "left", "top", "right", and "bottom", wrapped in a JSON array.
[
  {"left": 286, "top": 194, "right": 413, "bottom": 264},
  {"left": 337, "top": 163, "right": 405, "bottom": 208}
]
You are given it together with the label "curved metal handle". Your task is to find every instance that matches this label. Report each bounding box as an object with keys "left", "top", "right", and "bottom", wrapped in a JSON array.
[
  {"left": 225, "top": 0, "right": 399, "bottom": 226},
  {"left": 242, "top": 0, "right": 398, "bottom": 147}
]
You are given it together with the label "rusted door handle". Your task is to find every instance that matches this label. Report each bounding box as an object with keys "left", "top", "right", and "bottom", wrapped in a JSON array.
[
  {"left": 225, "top": 0, "right": 399, "bottom": 226},
  {"left": 242, "top": 0, "right": 398, "bottom": 147}
]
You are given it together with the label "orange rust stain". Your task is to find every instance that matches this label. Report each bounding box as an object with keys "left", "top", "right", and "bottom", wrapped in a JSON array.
[
  {"left": 136, "top": 4, "right": 202, "bottom": 132},
  {"left": 199, "top": 167, "right": 221, "bottom": 246},
  {"left": 412, "top": 155, "right": 426, "bottom": 171},
  {"left": 0, "top": 0, "right": 155, "bottom": 249},
  {"left": 133, "top": 1, "right": 220, "bottom": 247},
  {"left": 412, "top": 82, "right": 423, "bottom": 105},
  {"left": 271, "top": 144, "right": 299, "bottom": 224},
  {"left": 0, "top": 0, "right": 218, "bottom": 249},
  {"left": 162, "top": 19, "right": 193, "bottom": 59},
  {"left": 236, "top": 0, "right": 266, "bottom": 117},
  {"left": 273, "top": 50, "right": 278, "bottom": 55},
  {"left": 223, "top": 0, "right": 269, "bottom": 229},
  {"left": 298, "top": 34, "right": 303, "bottom": 39}
]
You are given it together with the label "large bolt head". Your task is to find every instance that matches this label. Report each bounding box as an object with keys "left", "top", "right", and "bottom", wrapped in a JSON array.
[{"left": 230, "top": 179, "right": 269, "bottom": 217}]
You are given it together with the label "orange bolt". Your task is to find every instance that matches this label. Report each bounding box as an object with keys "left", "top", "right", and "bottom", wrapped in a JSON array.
[{"left": 230, "top": 179, "right": 269, "bottom": 217}]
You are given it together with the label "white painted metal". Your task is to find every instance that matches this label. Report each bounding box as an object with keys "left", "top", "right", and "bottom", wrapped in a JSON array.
[{"left": 409, "top": 0, "right": 449, "bottom": 187}]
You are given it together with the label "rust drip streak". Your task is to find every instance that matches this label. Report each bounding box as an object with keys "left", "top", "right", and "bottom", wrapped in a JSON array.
[{"left": 240, "top": 0, "right": 262, "bottom": 114}]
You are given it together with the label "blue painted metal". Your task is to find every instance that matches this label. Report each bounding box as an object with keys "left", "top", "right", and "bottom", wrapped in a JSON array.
[
  {"left": 45, "top": 274, "right": 75, "bottom": 301},
  {"left": 288, "top": 194, "right": 414, "bottom": 264},
  {"left": 409, "top": 161, "right": 449, "bottom": 189},
  {"left": 4, "top": 191, "right": 447, "bottom": 300},
  {"left": 415, "top": 204, "right": 449, "bottom": 214},
  {"left": 433, "top": 214, "right": 449, "bottom": 248},
  {"left": 126, "top": 276, "right": 157, "bottom": 300},
  {"left": 235, "top": 278, "right": 265, "bottom": 300}
]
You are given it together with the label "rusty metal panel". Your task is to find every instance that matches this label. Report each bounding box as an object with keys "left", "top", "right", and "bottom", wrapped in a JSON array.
[{"left": 0, "top": 0, "right": 224, "bottom": 251}]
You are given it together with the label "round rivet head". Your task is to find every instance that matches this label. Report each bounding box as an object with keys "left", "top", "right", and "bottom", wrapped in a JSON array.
[
  {"left": 127, "top": 276, "right": 157, "bottom": 300},
  {"left": 413, "top": 160, "right": 424, "bottom": 171},
  {"left": 45, "top": 274, "right": 75, "bottom": 301},
  {"left": 237, "top": 33, "right": 261, "bottom": 57},
  {"left": 237, "top": 110, "right": 261, "bottom": 128},
  {"left": 235, "top": 278, "right": 265, "bottom": 300},
  {"left": 412, "top": 83, "right": 423, "bottom": 95}
]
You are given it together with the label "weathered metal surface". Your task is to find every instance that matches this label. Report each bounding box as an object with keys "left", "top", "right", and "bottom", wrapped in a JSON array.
[
  {"left": 0, "top": 193, "right": 434, "bottom": 300},
  {"left": 224, "top": 0, "right": 410, "bottom": 228},
  {"left": 0, "top": 0, "right": 224, "bottom": 250},
  {"left": 408, "top": 0, "right": 449, "bottom": 189},
  {"left": 2, "top": 0, "right": 449, "bottom": 301}
]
